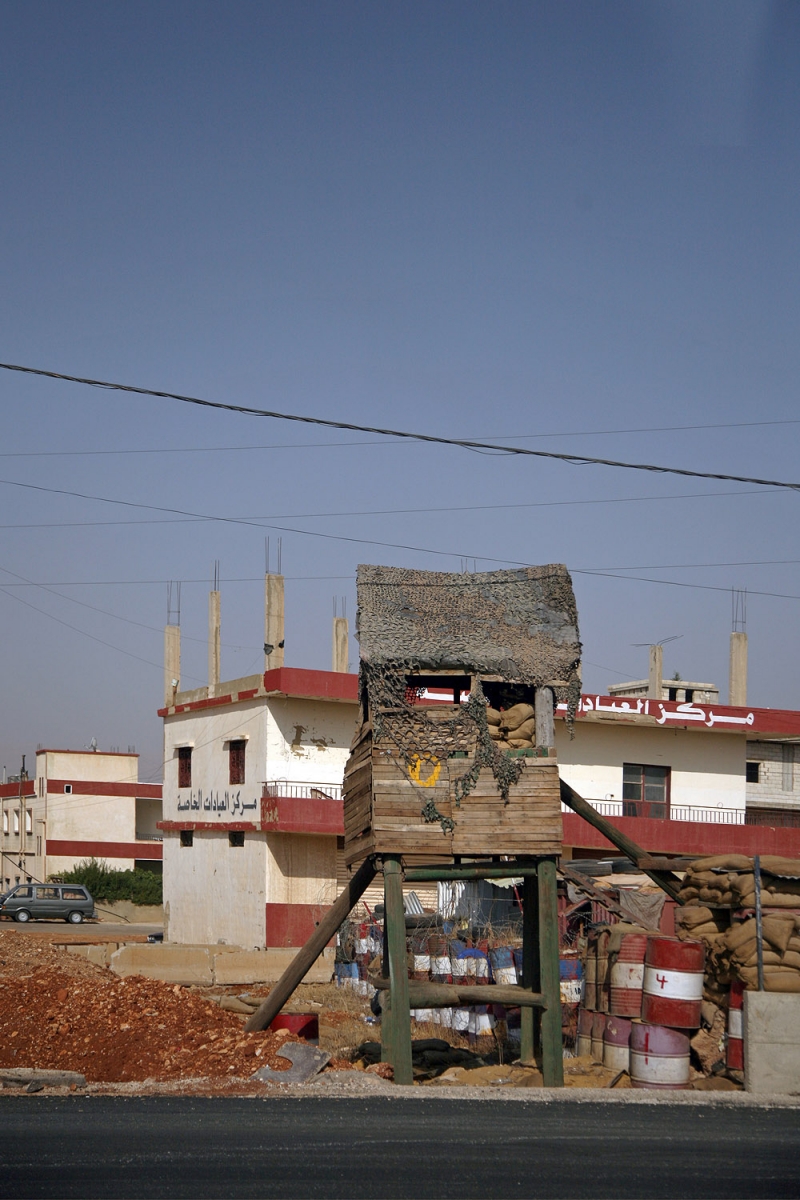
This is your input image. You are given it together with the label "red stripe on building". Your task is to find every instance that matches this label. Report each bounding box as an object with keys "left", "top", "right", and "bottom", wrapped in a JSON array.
[
  {"left": 265, "top": 902, "right": 333, "bottom": 947},
  {"left": 0, "top": 782, "right": 35, "bottom": 799},
  {"left": 260, "top": 794, "right": 344, "bottom": 836},
  {"left": 48, "top": 781, "right": 162, "bottom": 798},
  {"left": 562, "top": 813, "right": 800, "bottom": 858},
  {"left": 46, "top": 840, "right": 163, "bottom": 859},
  {"left": 263, "top": 668, "right": 358, "bottom": 704}
]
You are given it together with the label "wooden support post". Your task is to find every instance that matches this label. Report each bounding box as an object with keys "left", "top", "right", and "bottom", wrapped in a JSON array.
[
  {"left": 520, "top": 870, "right": 539, "bottom": 1065},
  {"left": 380, "top": 922, "right": 393, "bottom": 1062},
  {"left": 383, "top": 856, "right": 413, "bottom": 1085},
  {"left": 244, "top": 855, "right": 376, "bottom": 1033},
  {"left": 538, "top": 857, "right": 563, "bottom": 1087}
]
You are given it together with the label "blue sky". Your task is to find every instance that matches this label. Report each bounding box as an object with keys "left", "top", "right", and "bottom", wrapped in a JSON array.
[{"left": 0, "top": 1, "right": 798, "bottom": 781}]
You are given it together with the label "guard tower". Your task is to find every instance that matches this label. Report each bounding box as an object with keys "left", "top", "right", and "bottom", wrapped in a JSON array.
[{"left": 343, "top": 563, "right": 581, "bottom": 1085}]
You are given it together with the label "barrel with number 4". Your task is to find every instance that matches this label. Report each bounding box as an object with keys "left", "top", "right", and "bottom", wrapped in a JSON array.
[{"left": 642, "top": 936, "right": 704, "bottom": 1029}]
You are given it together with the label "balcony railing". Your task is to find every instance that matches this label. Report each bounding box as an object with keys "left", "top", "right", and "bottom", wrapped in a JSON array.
[
  {"left": 263, "top": 781, "right": 343, "bottom": 802},
  {"left": 562, "top": 799, "right": 745, "bottom": 825},
  {"left": 136, "top": 833, "right": 163, "bottom": 842}
]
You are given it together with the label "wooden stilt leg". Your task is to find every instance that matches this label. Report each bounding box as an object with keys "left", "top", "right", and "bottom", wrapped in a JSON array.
[
  {"left": 383, "top": 855, "right": 413, "bottom": 1085},
  {"left": 520, "top": 869, "right": 539, "bottom": 1065},
  {"left": 538, "top": 857, "right": 563, "bottom": 1087}
]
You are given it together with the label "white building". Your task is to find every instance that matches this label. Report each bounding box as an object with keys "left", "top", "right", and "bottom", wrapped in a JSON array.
[
  {"left": 159, "top": 665, "right": 358, "bottom": 948},
  {"left": 1, "top": 749, "right": 162, "bottom": 889}
]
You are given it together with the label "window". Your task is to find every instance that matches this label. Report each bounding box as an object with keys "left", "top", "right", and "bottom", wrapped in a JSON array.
[
  {"left": 12, "top": 812, "right": 19, "bottom": 836},
  {"left": 35, "top": 887, "right": 60, "bottom": 900},
  {"left": 64, "top": 784, "right": 72, "bottom": 794},
  {"left": 180, "top": 829, "right": 193, "bottom": 847},
  {"left": 622, "top": 763, "right": 670, "bottom": 819},
  {"left": 2, "top": 812, "right": 7, "bottom": 835},
  {"left": 12, "top": 885, "right": 32, "bottom": 898},
  {"left": 229, "top": 831, "right": 245, "bottom": 847},
  {"left": 229, "top": 739, "right": 246, "bottom": 786},
  {"left": 178, "top": 747, "right": 192, "bottom": 789},
  {"left": 746, "top": 761, "right": 760, "bottom": 784},
  {"left": 25, "top": 809, "right": 32, "bottom": 835},
  {"left": 36, "top": 835, "right": 42, "bottom": 856}
]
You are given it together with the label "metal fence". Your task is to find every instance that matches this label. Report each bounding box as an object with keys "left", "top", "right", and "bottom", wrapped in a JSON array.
[
  {"left": 263, "top": 780, "right": 343, "bottom": 801},
  {"left": 562, "top": 798, "right": 745, "bottom": 825}
]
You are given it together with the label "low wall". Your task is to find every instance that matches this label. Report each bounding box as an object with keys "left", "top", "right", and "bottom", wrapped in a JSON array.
[
  {"left": 744, "top": 992, "right": 800, "bottom": 1094},
  {"left": 107, "top": 943, "right": 336, "bottom": 986},
  {"left": 94, "top": 901, "right": 164, "bottom": 924}
]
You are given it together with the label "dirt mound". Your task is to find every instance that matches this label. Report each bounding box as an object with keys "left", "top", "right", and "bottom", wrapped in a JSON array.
[{"left": 0, "top": 933, "right": 352, "bottom": 1084}]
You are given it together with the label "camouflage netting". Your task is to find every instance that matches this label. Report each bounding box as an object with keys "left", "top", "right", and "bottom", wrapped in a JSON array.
[{"left": 354, "top": 565, "right": 582, "bottom": 824}]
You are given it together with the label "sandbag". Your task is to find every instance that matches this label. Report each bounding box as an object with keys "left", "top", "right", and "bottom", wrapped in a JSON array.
[
  {"left": 725, "top": 920, "right": 757, "bottom": 951},
  {"left": 689, "top": 871, "right": 730, "bottom": 887},
  {"left": 489, "top": 725, "right": 503, "bottom": 740},
  {"left": 741, "top": 893, "right": 800, "bottom": 909},
  {"left": 678, "top": 887, "right": 700, "bottom": 901},
  {"left": 486, "top": 707, "right": 502, "bottom": 727},
  {"left": 500, "top": 703, "right": 534, "bottom": 732},
  {"left": 738, "top": 949, "right": 782, "bottom": 969},
  {"left": 764, "top": 878, "right": 800, "bottom": 897},
  {"left": 691, "top": 855, "right": 752, "bottom": 873},
  {"left": 508, "top": 738, "right": 533, "bottom": 748},
  {"left": 758, "top": 856, "right": 800, "bottom": 877},
  {"left": 739, "top": 966, "right": 800, "bottom": 993},
  {"left": 781, "top": 951, "right": 800, "bottom": 971},
  {"left": 677, "top": 906, "right": 716, "bottom": 928},
  {"left": 762, "top": 914, "right": 796, "bottom": 954}
]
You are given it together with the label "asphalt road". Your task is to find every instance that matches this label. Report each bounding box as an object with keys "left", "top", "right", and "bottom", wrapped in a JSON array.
[{"left": 1, "top": 1097, "right": 797, "bottom": 1199}]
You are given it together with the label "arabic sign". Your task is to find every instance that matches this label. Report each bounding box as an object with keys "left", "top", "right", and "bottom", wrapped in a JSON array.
[
  {"left": 175, "top": 789, "right": 259, "bottom": 816},
  {"left": 556, "top": 694, "right": 756, "bottom": 731}
]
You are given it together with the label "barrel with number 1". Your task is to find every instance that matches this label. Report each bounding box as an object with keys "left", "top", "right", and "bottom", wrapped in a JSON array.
[{"left": 642, "top": 936, "right": 704, "bottom": 1029}]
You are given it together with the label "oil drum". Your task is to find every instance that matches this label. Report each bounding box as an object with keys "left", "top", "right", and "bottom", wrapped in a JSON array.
[
  {"left": 591, "top": 1011, "right": 606, "bottom": 1061},
  {"left": 642, "top": 936, "right": 704, "bottom": 1029},
  {"left": 584, "top": 943, "right": 598, "bottom": 1010},
  {"left": 727, "top": 979, "right": 744, "bottom": 1071},
  {"left": 610, "top": 933, "right": 647, "bottom": 1018},
  {"left": 577, "top": 1008, "right": 593, "bottom": 1057},
  {"left": 603, "top": 1015, "right": 632, "bottom": 1072},
  {"left": 630, "top": 1020, "right": 690, "bottom": 1089}
]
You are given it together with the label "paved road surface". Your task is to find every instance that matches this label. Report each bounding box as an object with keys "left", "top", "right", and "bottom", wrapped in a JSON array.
[{"left": 1, "top": 1097, "right": 797, "bottom": 1198}]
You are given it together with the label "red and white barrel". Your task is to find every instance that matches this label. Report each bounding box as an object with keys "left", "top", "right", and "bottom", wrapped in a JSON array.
[
  {"left": 610, "top": 933, "right": 647, "bottom": 1018},
  {"left": 597, "top": 930, "right": 611, "bottom": 1013},
  {"left": 584, "top": 945, "right": 598, "bottom": 1011},
  {"left": 727, "top": 980, "right": 744, "bottom": 1071},
  {"left": 603, "top": 1015, "right": 632, "bottom": 1073},
  {"left": 591, "top": 1012, "right": 606, "bottom": 1062},
  {"left": 577, "top": 1008, "right": 593, "bottom": 1057},
  {"left": 630, "top": 1021, "right": 690, "bottom": 1090},
  {"left": 642, "top": 936, "right": 704, "bottom": 1029}
]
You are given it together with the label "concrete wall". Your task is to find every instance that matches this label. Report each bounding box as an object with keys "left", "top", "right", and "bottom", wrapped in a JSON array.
[
  {"left": 555, "top": 721, "right": 746, "bottom": 815},
  {"left": 746, "top": 741, "right": 800, "bottom": 811},
  {"left": 265, "top": 696, "right": 357, "bottom": 788},
  {"left": 163, "top": 696, "right": 267, "bottom": 823},
  {"left": 744, "top": 992, "right": 800, "bottom": 1094},
  {"left": 163, "top": 829, "right": 268, "bottom": 948},
  {"left": 265, "top": 833, "right": 337, "bottom": 906}
]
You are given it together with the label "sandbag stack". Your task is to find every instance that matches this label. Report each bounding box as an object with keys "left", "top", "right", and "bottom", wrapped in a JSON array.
[
  {"left": 486, "top": 703, "right": 537, "bottom": 750},
  {"left": 676, "top": 854, "right": 800, "bottom": 997}
]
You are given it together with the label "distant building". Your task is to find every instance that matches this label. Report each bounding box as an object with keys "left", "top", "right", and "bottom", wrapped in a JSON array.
[
  {"left": 608, "top": 678, "right": 720, "bottom": 705},
  {"left": 0, "top": 749, "right": 162, "bottom": 890}
]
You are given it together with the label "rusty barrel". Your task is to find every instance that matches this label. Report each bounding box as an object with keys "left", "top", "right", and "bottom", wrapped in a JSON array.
[
  {"left": 597, "top": 930, "right": 611, "bottom": 1013},
  {"left": 577, "top": 1008, "right": 593, "bottom": 1057},
  {"left": 603, "top": 1015, "right": 632, "bottom": 1073},
  {"left": 642, "top": 936, "right": 704, "bottom": 1029},
  {"left": 630, "top": 1021, "right": 690, "bottom": 1089},
  {"left": 489, "top": 946, "right": 517, "bottom": 986},
  {"left": 590, "top": 1011, "right": 606, "bottom": 1061},
  {"left": 584, "top": 944, "right": 598, "bottom": 1010},
  {"left": 727, "top": 979, "right": 744, "bottom": 1071},
  {"left": 610, "top": 933, "right": 647, "bottom": 1018}
]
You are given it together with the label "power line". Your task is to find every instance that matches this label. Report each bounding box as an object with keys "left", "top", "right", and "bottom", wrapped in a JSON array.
[
  {"left": 2, "top": 360, "right": 800, "bottom": 493},
  {"left": 0, "top": 414, "right": 797, "bottom": 460},
  {"left": 0, "top": 485, "right": 783, "bottom": 532}
]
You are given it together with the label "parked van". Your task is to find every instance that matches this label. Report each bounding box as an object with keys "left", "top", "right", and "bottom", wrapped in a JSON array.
[{"left": 0, "top": 883, "right": 95, "bottom": 923}]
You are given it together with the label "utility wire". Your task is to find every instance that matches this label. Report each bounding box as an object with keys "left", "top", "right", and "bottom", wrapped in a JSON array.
[
  {"left": 0, "top": 485, "right": 782, "bottom": 532},
  {"left": 2, "top": 360, "right": 799, "bottom": 493}
]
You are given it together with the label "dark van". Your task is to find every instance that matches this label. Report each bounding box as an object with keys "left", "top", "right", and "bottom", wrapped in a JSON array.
[{"left": 0, "top": 884, "right": 95, "bottom": 923}]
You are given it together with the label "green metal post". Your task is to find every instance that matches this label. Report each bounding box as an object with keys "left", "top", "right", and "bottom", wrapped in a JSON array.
[
  {"left": 538, "top": 857, "right": 563, "bottom": 1086},
  {"left": 520, "top": 869, "right": 539, "bottom": 1065},
  {"left": 383, "top": 856, "right": 413, "bottom": 1085}
]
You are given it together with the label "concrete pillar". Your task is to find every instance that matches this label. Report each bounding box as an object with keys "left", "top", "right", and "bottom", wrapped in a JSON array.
[
  {"left": 729, "top": 631, "right": 748, "bottom": 706},
  {"left": 535, "top": 687, "right": 555, "bottom": 748},
  {"left": 208, "top": 591, "right": 221, "bottom": 695},
  {"left": 164, "top": 624, "right": 181, "bottom": 708},
  {"left": 648, "top": 644, "right": 663, "bottom": 700},
  {"left": 332, "top": 616, "right": 348, "bottom": 673},
  {"left": 264, "top": 574, "right": 285, "bottom": 671}
]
